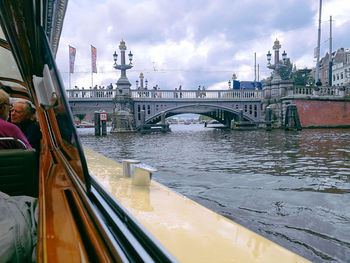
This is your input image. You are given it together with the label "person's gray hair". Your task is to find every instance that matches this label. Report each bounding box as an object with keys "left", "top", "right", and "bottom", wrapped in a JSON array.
[
  {"left": 0, "top": 89, "right": 9, "bottom": 105},
  {"left": 13, "top": 100, "right": 35, "bottom": 115}
]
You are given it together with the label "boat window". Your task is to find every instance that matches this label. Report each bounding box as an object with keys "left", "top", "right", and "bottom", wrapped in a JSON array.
[
  {"left": 0, "top": 21, "right": 90, "bottom": 191},
  {"left": 39, "top": 28, "right": 90, "bottom": 191},
  {"left": 0, "top": 28, "right": 25, "bottom": 92}
]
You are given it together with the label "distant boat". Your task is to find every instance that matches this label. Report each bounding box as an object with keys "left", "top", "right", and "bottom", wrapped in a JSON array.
[
  {"left": 76, "top": 121, "right": 94, "bottom": 128},
  {"left": 208, "top": 120, "right": 220, "bottom": 124}
]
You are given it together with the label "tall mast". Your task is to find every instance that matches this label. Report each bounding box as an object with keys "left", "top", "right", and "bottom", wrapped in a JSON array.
[
  {"left": 254, "top": 52, "right": 256, "bottom": 82},
  {"left": 315, "top": 0, "right": 322, "bottom": 85},
  {"left": 329, "top": 15, "right": 333, "bottom": 86}
]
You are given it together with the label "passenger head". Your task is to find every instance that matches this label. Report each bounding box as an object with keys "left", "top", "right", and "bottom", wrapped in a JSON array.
[
  {"left": 11, "top": 100, "right": 34, "bottom": 124},
  {"left": 0, "top": 89, "right": 11, "bottom": 120}
]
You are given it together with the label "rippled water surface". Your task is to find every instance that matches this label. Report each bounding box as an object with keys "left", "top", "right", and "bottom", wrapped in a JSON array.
[{"left": 78, "top": 125, "right": 350, "bottom": 262}]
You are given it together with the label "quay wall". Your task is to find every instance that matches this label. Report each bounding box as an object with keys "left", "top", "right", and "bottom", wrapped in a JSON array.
[{"left": 292, "top": 99, "right": 350, "bottom": 128}]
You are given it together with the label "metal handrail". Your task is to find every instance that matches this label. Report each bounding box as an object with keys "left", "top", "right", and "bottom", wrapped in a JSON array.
[{"left": 0, "top": 137, "right": 27, "bottom": 149}]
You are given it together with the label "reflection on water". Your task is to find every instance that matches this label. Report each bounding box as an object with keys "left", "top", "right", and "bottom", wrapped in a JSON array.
[{"left": 79, "top": 125, "right": 350, "bottom": 262}]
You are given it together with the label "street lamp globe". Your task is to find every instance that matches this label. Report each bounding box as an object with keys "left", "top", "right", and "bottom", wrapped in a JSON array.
[
  {"left": 128, "top": 51, "right": 133, "bottom": 65},
  {"left": 267, "top": 50, "right": 272, "bottom": 65},
  {"left": 113, "top": 51, "right": 118, "bottom": 64},
  {"left": 282, "top": 50, "right": 287, "bottom": 63}
]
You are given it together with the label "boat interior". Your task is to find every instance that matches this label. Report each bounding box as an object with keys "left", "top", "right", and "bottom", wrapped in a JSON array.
[{"left": 0, "top": 0, "right": 310, "bottom": 262}]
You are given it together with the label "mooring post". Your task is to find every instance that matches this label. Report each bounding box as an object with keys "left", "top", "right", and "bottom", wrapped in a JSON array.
[
  {"left": 266, "top": 107, "right": 272, "bottom": 131},
  {"left": 101, "top": 111, "right": 107, "bottom": 135},
  {"left": 94, "top": 111, "right": 101, "bottom": 136},
  {"left": 139, "top": 110, "right": 146, "bottom": 132}
]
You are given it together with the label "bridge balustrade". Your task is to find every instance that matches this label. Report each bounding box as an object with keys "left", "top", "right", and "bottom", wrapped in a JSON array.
[
  {"left": 66, "top": 89, "right": 118, "bottom": 99},
  {"left": 131, "top": 89, "right": 262, "bottom": 100},
  {"left": 293, "top": 85, "right": 350, "bottom": 97},
  {"left": 318, "top": 87, "right": 340, "bottom": 96},
  {"left": 66, "top": 88, "right": 262, "bottom": 100}
]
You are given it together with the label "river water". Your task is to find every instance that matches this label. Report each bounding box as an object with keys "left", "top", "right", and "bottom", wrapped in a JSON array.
[{"left": 78, "top": 125, "right": 350, "bottom": 262}]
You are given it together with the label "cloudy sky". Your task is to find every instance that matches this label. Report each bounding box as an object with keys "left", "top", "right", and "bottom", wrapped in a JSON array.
[{"left": 56, "top": 0, "right": 350, "bottom": 90}]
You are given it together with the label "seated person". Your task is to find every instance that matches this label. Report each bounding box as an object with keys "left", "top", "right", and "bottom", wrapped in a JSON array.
[
  {"left": 0, "top": 90, "right": 32, "bottom": 149},
  {"left": 0, "top": 191, "right": 38, "bottom": 263},
  {"left": 11, "top": 100, "right": 41, "bottom": 152}
]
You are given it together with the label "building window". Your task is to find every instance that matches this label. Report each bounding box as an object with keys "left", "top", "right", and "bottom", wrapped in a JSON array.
[
  {"left": 147, "top": 105, "right": 151, "bottom": 115},
  {"left": 333, "top": 75, "right": 335, "bottom": 81},
  {"left": 337, "top": 74, "right": 339, "bottom": 80},
  {"left": 341, "top": 72, "right": 344, "bottom": 79}
]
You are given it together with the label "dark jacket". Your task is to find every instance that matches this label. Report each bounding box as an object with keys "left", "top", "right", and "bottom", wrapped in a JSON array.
[{"left": 17, "top": 119, "right": 41, "bottom": 152}]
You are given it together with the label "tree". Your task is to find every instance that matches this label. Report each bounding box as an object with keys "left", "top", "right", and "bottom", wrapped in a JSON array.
[
  {"left": 292, "top": 68, "right": 314, "bottom": 86},
  {"left": 75, "top": 114, "right": 86, "bottom": 122}
]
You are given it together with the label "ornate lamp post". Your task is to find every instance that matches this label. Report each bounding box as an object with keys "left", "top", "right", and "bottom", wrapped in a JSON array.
[
  {"left": 228, "top": 73, "right": 237, "bottom": 89},
  {"left": 266, "top": 39, "right": 288, "bottom": 80},
  {"left": 113, "top": 40, "right": 133, "bottom": 93}
]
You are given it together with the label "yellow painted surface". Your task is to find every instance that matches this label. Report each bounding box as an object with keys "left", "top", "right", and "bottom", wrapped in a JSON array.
[{"left": 84, "top": 146, "right": 310, "bottom": 263}]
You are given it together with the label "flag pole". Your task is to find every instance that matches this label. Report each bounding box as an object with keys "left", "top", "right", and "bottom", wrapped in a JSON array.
[
  {"left": 91, "top": 45, "right": 97, "bottom": 88},
  {"left": 68, "top": 45, "right": 71, "bottom": 89}
]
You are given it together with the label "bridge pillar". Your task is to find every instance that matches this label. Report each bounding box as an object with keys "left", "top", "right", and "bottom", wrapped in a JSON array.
[
  {"left": 140, "top": 110, "right": 146, "bottom": 125},
  {"left": 160, "top": 111, "right": 165, "bottom": 125},
  {"left": 225, "top": 115, "right": 230, "bottom": 127},
  {"left": 238, "top": 109, "right": 243, "bottom": 122},
  {"left": 110, "top": 92, "right": 136, "bottom": 133}
]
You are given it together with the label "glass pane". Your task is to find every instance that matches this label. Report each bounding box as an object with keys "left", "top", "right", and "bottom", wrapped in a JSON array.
[
  {"left": 0, "top": 48, "right": 23, "bottom": 82},
  {"left": 0, "top": 27, "right": 5, "bottom": 39},
  {"left": 0, "top": 27, "right": 23, "bottom": 85}
]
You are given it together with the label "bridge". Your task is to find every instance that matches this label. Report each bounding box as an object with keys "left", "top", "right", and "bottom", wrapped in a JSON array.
[{"left": 67, "top": 88, "right": 263, "bottom": 127}]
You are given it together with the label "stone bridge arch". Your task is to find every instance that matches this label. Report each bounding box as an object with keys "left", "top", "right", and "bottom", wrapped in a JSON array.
[{"left": 142, "top": 103, "right": 256, "bottom": 128}]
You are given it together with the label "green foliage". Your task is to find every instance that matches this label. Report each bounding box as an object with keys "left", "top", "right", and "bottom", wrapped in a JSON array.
[
  {"left": 292, "top": 68, "right": 315, "bottom": 86},
  {"left": 75, "top": 114, "right": 86, "bottom": 121}
]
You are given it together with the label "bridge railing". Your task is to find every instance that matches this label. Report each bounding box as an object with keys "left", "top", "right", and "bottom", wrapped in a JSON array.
[
  {"left": 293, "top": 85, "right": 350, "bottom": 97},
  {"left": 294, "top": 86, "right": 313, "bottom": 95},
  {"left": 65, "top": 88, "right": 263, "bottom": 100},
  {"left": 66, "top": 89, "right": 117, "bottom": 98},
  {"left": 131, "top": 89, "right": 262, "bottom": 100}
]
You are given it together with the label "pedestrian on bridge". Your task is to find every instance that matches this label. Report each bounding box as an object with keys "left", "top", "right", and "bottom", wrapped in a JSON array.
[
  {"left": 179, "top": 85, "right": 183, "bottom": 98},
  {"left": 202, "top": 86, "right": 206, "bottom": 98}
]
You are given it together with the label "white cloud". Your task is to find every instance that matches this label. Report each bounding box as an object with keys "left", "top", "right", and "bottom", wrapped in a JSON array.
[{"left": 56, "top": 0, "right": 350, "bottom": 90}]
